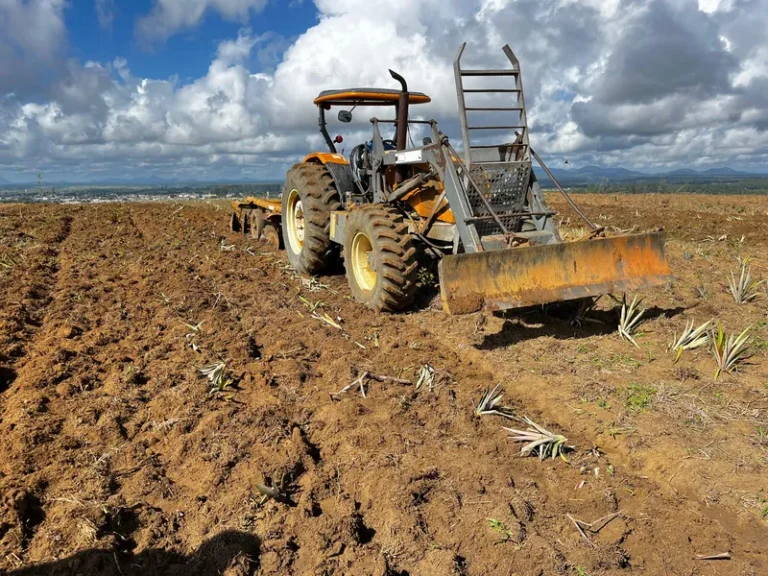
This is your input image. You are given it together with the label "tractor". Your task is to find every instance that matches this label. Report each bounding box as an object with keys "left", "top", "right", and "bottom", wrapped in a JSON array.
[{"left": 275, "top": 43, "right": 672, "bottom": 314}]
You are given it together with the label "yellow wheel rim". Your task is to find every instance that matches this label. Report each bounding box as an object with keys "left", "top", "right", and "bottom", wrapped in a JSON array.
[
  {"left": 285, "top": 188, "right": 304, "bottom": 253},
  {"left": 351, "top": 232, "right": 376, "bottom": 292}
]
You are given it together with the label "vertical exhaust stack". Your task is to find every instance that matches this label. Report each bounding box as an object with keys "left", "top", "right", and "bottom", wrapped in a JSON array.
[
  {"left": 389, "top": 69, "right": 409, "bottom": 152},
  {"left": 389, "top": 70, "right": 410, "bottom": 185}
]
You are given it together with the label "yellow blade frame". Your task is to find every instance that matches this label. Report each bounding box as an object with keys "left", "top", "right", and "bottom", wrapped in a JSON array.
[{"left": 438, "top": 232, "right": 673, "bottom": 315}]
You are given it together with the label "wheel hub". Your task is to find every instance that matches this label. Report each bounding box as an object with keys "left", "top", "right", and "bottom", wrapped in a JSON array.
[
  {"left": 351, "top": 232, "right": 377, "bottom": 292},
  {"left": 286, "top": 188, "right": 305, "bottom": 253}
]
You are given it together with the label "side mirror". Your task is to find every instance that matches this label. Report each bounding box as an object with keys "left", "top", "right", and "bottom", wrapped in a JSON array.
[{"left": 338, "top": 110, "right": 353, "bottom": 123}]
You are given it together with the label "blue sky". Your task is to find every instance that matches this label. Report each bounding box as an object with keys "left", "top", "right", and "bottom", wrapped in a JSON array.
[
  {"left": 0, "top": 0, "right": 767, "bottom": 184},
  {"left": 66, "top": 1, "right": 318, "bottom": 80}
]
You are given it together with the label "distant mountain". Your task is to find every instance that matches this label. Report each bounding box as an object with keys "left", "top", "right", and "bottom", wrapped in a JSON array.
[
  {"left": 534, "top": 165, "right": 763, "bottom": 186},
  {"left": 2, "top": 165, "right": 763, "bottom": 190},
  {"left": 701, "top": 167, "right": 746, "bottom": 176},
  {"left": 534, "top": 166, "right": 645, "bottom": 184},
  {"left": 573, "top": 165, "right": 647, "bottom": 180},
  {"left": 664, "top": 169, "right": 699, "bottom": 177}
]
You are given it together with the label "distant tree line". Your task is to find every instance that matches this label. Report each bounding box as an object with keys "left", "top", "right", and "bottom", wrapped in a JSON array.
[
  {"left": 555, "top": 178, "right": 768, "bottom": 195},
  {"left": 208, "top": 183, "right": 282, "bottom": 197}
]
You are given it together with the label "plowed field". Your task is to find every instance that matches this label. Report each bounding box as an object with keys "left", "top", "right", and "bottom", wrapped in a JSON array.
[{"left": 1, "top": 194, "right": 766, "bottom": 575}]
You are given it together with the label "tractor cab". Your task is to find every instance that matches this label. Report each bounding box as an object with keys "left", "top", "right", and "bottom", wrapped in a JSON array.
[
  {"left": 313, "top": 87, "right": 431, "bottom": 153},
  {"left": 313, "top": 81, "right": 432, "bottom": 196}
]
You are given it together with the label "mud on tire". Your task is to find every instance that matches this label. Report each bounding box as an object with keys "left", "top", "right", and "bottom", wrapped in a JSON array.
[
  {"left": 282, "top": 163, "right": 342, "bottom": 275},
  {"left": 342, "top": 204, "right": 419, "bottom": 312}
]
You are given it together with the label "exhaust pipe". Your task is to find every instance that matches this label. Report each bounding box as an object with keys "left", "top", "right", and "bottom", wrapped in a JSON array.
[{"left": 389, "top": 69, "right": 409, "bottom": 152}]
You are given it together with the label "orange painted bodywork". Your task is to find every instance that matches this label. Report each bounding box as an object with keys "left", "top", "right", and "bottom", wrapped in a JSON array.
[
  {"left": 303, "top": 152, "right": 349, "bottom": 165},
  {"left": 232, "top": 196, "right": 282, "bottom": 217},
  {"left": 439, "top": 232, "right": 673, "bottom": 315},
  {"left": 402, "top": 184, "right": 455, "bottom": 224},
  {"left": 303, "top": 153, "right": 454, "bottom": 224},
  {"left": 313, "top": 91, "right": 431, "bottom": 107}
]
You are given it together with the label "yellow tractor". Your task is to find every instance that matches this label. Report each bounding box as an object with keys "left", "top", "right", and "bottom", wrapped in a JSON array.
[{"left": 277, "top": 43, "right": 672, "bottom": 314}]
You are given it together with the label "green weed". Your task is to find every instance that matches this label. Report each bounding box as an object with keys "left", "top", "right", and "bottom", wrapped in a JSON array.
[
  {"left": 591, "top": 354, "right": 642, "bottom": 369},
  {"left": 754, "top": 426, "right": 768, "bottom": 446},
  {"left": 624, "top": 383, "right": 656, "bottom": 413},
  {"left": 487, "top": 518, "right": 513, "bottom": 542}
]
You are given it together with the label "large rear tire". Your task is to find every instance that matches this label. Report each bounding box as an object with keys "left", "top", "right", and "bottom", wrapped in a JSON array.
[
  {"left": 342, "top": 205, "right": 419, "bottom": 312},
  {"left": 282, "top": 164, "right": 342, "bottom": 274}
]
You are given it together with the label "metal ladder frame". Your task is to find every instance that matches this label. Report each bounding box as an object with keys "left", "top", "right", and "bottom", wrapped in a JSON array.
[{"left": 454, "top": 43, "right": 531, "bottom": 168}]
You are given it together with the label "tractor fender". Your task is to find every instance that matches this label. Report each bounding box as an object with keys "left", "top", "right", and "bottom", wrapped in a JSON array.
[
  {"left": 303, "top": 152, "right": 348, "bottom": 165},
  {"left": 303, "top": 153, "right": 355, "bottom": 198}
]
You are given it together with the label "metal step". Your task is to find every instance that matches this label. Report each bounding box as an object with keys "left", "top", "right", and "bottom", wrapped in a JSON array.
[
  {"left": 470, "top": 144, "right": 529, "bottom": 149},
  {"left": 467, "top": 125, "right": 527, "bottom": 130},
  {"left": 461, "top": 69, "right": 519, "bottom": 76},
  {"left": 467, "top": 159, "right": 528, "bottom": 165},
  {"left": 466, "top": 211, "right": 555, "bottom": 222},
  {"left": 454, "top": 42, "right": 530, "bottom": 169},
  {"left": 465, "top": 107, "right": 524, "bottom": 111},
  {"left": 462, "top": 88, "right": 521, "bottom": 93}
]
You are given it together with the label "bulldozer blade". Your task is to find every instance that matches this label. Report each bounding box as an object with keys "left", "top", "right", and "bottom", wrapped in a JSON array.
[{"left": 438, "top": 232, "right": 673, "bottom": 315}]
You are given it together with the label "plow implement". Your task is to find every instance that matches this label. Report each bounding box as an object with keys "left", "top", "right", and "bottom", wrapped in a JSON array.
[
  {"left": 438, "top": 232, "right": 672, "bottom": 315},
  {"left": 229, "top": 196, "right": 283, "bottom": 249}
]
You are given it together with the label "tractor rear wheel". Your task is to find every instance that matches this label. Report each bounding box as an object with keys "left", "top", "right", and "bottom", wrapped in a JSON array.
[
  {"left": 282, "top": 163, "right": 341, "bottom": 274},
  {"left": 342, "top": 205, "right": 419, "bottom": 312}
]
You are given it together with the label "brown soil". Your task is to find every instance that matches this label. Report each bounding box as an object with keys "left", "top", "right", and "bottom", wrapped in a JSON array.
[{"left": 0, "top": 194, "right": 766, "bottom": 576}]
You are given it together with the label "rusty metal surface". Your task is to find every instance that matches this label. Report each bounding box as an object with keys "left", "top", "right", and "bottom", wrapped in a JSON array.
[
  {"left": 438, "top": 232, "right": 673, "bottom": 315},
  {"left": 234, "top": 197, "right": 282, "bottom": 214}
]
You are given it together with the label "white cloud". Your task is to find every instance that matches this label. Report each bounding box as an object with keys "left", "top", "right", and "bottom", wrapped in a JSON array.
[
  {"left": 0, "top": 0, "right": 67, "bottom": 93},
  {"left": 1, "top": 0, "right": 768, "bottom": 181},
  {"left": 136, "top": 0, "right": 269, "bottom": 44},
  {"left": 95, "top": 0, "right": 115, "bottom": 29},
  {"left": 697, "top": 0, "right": 734, "bottom": 13}
]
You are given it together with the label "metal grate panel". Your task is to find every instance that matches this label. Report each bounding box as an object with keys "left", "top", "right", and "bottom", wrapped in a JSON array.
[
  {"left": 464, "top": 163, "right": 531, "bottom": 236},
  {"left": 475, "top": 214, "right": 521, "bottom": 237}
]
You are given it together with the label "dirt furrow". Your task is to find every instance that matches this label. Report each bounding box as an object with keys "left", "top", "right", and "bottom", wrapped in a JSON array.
[
  {"left": 0, "top": 198, "right": 765, "bottom": 576},
  {"left": 0, "top": 209, "right": 73, "bottom": 401}
]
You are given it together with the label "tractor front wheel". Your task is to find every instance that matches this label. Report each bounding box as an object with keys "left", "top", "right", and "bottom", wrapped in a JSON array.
[
  {"left": 282, "top": 163, "right": 341, "bottom": 274},
  {"left": 342, "top": 205, "right": 419, "bottom": 312}
]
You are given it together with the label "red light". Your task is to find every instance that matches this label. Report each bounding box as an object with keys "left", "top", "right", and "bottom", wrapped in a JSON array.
[{"left": 334, "top": 135, "right": 343, "bottom": 143}]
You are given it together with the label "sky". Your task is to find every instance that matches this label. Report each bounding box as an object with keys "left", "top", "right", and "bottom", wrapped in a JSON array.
[{"left": 0, "top": 0, "right": 767, "bottom": 183}]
